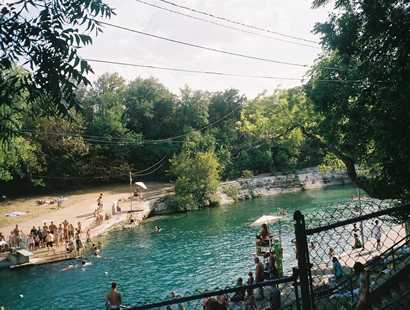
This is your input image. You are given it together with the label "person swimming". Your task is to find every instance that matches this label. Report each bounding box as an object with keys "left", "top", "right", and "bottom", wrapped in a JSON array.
[
  {"left": 62, "top": 260, "right": 91, "bottom": 271},
  {"left": 154, "top": 225, "right": 161, "bottom": 233}
]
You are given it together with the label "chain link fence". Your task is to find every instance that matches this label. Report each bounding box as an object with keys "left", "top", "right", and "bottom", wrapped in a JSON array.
[
  {"left": 124, "top": 275, "right": 301, "bottom": 310},
  {"left": 300, "top": 199, "right": 410, "bottom": 309}
]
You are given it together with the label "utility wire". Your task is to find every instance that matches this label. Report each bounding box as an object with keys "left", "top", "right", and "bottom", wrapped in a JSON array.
[
  {"left": 133, "top": 155, "right": 168, "bottom": 174},
  {"left": 87, "top": 58, "right": 362, "bottom": 83},
  {"left": 134, "top": 0, "right": 319, "bottom": 49},
  {"left": 156, "top": 0, "right": 319, "bottom": 44},
  {"left": 87, "top": 58, "right": 303, "bottom": 81},
  {"left": 131, "top": 161, "right": 167, "bottom": 176},
  {"left": 18, "top": 104, "right": 241, "bottom": 144},
  {"left": 98, "top": 21, "right": 311, "bottom": 68}
]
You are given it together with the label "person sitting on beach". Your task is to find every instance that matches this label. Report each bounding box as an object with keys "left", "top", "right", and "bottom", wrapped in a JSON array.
[
  {"left": 106, "top": 282, "right": 122, "bottom": 310},
  {"left": 256, "top": 224, "right": 270, "bottom": 246},
  {"left": 353, "top": 233, "right": 363, "bottom": 249},
  {"left": 66, "top": 240, "right": 75, "bottom": 253},
  {"left": 332, "top": 257, "right": 344, "bottom": 281},
  {"left": 0, "top": 233, "right": 8, "bottom": 251},
  {"left": 128, "top": 214, "right": 135, "bottom": 224}
]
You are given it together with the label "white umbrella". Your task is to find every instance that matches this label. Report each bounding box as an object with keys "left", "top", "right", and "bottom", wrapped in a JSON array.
[
  {"left": 250, "top": 215, "right": 283, "bottom": 227},
  {"left": 135, "top": 182, "right": 148, "bottom": 190}
]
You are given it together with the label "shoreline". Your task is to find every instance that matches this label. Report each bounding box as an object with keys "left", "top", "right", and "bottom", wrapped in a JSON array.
[{"left": 0, "top": 168, "right": 351, "bottom": 255}]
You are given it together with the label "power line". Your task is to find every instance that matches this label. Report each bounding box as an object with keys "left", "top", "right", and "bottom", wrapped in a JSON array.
[
  {"left": 133, "top": 155, "right": 168, "bottom": 173},
  {"left": 134, "top": 0, "right": 319, "bottom": 49},
  {"left": 156, "top": 0, "right": 319, "bottom": 44},
  {"left": 86, "top": 58, "right": 302, "bottom": 81},
  {"left": 131, "top": 160, "right": 167, "bottom": 176},
  {"left": 18, "top": 103, "right": 241, "bottom": 144},
  {"left": 86, "top": 58, "right": 362, "bottom": 83},
  {"left": 98, "top": 21, "right": 311, "bottom": 68}
]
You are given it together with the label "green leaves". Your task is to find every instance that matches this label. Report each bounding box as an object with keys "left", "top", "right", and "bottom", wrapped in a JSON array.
[
  {"left": 170, "top": 139, "right": 220, "bottom": 210},
  {"left": 307, "top": 0, "right": 410, "bottom": 200},
  {"left": 0, "top": 0, "right": 114, "bottom": 139}
]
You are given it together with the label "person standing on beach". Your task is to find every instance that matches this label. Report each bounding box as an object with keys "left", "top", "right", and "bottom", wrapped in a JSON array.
[
  {"left": 97, "top": 193, "right": 103, "bottom": 206},
  {"left": 106, "top": 282, "right": 122, "bottom": 310},
  {"left": 68, "top": 223, "right": 75, "bottom": 240},
  {"left": 372, "top": 220, "right": 382, "bottom": 251},
  {"left": 49, "top": 221, "right": 57, "bottom": 235}
]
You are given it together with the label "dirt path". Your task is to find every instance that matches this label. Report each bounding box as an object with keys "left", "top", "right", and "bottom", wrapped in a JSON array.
[{"left": 0, "top": 182, "right": 172, "bottom": 237}]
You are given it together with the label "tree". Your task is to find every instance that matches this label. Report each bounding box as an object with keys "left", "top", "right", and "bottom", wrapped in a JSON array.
[
  {"left": 305, "top": 0, "right": 410, "bottom": 200},
  {"left": 175, "top": 86, "right": 210, "bottom": 132},
  {"left": 0, "top": 0, "right": 114, "bottom": 139},
  {"left": 170, "top": 133, "right": 220, "bottom": 210},
  {"left": 124, "top": 77, "right": 176, "bottom": 139},
  {"left": 237, "top": 88, "right": 320, "bottom": 174},
  {"left": 0, "top": 136, "right": 44, "bottom": 185}
]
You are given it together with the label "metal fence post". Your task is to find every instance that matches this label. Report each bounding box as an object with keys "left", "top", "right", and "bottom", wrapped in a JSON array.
[
  {"left": 294, "top": 210, "right": 313, "bottom": 310},
  {"left": 292, "top": 267, "right": 301, "bottom": 310}
]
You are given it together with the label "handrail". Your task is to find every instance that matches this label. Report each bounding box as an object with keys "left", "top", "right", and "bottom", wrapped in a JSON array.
[
  {"left": 125, "top": 275, "right": 297, "bottom": 309},
  {"left": 306, "top": 204, "right": 410, "bottom": 235}
]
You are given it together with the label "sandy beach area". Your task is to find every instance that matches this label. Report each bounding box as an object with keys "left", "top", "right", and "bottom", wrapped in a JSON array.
[{"left": 0, "top": 182, "right": 172, "bottom": 238}]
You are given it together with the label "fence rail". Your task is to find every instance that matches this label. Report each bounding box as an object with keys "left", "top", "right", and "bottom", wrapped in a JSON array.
[{"left": 124, "top": 273, "right": 300, "bottom": 309}]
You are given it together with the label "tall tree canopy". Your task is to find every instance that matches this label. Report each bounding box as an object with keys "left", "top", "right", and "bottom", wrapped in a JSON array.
[
  {"left": 306, "top": 0, "right": 410, "bottom": 200},
  {"left": 0, "top": 0, "right": 114, "bottom": 139}
]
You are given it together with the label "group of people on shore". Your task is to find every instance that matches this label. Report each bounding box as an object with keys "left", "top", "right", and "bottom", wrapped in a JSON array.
[{"left": 3, "top": 220, "right": 84, "bottom": 254}]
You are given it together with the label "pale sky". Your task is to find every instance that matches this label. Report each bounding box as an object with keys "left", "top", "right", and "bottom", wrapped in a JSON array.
[{"left": 81, "top": 0, "right": 330, "bottom": 98}]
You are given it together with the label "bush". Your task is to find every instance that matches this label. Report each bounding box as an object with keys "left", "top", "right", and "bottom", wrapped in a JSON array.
[
  {"left": 223, "top": 185, "right": 239, "bottom": 201},
  {"left": 241, "top": 170, "right": 254, "bottom": 178},
  {"left": 170, "top": 149, "right": 220, "bottom": 209}
]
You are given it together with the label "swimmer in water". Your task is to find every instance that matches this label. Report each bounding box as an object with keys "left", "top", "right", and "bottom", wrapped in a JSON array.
[
  {"left": 62, "top": 264, "right": 75, "bottom": 271},
  {"left": 154, "top": 225, "right": 161, "bottom": 233},
  {"left": 62, "top": 260, "right": 91, "bottom": 271}
]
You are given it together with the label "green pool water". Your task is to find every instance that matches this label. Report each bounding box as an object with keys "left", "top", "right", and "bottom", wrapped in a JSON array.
[{"left": 0, "top": 185, "right": 357, "bottom": 309}]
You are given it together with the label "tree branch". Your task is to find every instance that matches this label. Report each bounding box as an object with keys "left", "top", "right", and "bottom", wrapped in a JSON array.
[{"left": 299, "top": 126, "right": 393, "bottom": 199}]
